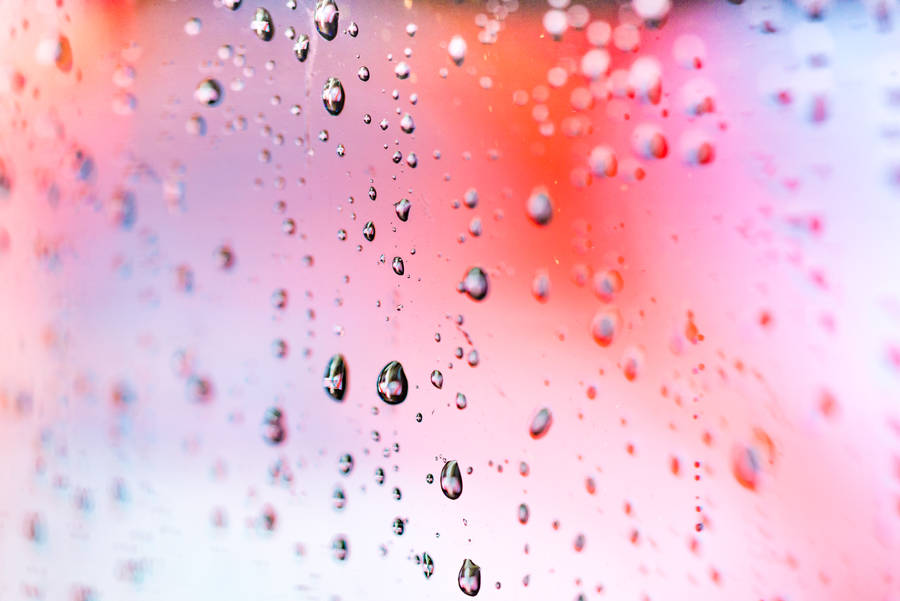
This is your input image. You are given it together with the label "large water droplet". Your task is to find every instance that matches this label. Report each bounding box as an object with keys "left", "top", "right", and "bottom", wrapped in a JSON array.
[
  {"left": 529, "top": 407, "right": 552, "bottom": 439},
  {"left": 194, "top": 78, "right": 223, "bottom": 106},
  {"left": 376, "top": 361, "right": 408, "bottom": 405},
  {"left": 458, "top": 558, "right": 481, "bottom": 596},
  {"left": 322, "top": 77, "right": 345, "bottom": 115},
  {"left": 323, "top": 353, "right": 347, "bottom": 401},
  {"left": 315, "top": 0, "right": 339, "bottom": 41},
  {"left": 251, "top": 7, "right": 275, "bottom": 41},
  {"left": 440, "top": 460, "right": 463, "bottom": 500}
]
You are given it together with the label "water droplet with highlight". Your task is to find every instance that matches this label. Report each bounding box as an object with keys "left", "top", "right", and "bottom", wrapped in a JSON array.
[
  {"left": 363, "top": 221, "right": 375, "bottom": 241},
  {"left": 392, "top": 256, "right": 405, "bottom": 275},
  {"left": 293, "top": 34, "right": 310, "bottom": 61},
  {"left": 440, "top": 460, "right": 463, "bottom": 499},
  {"left": 448, "top": 35, "right": 467, "bottom": 65},
  {"left": 422, "top": 552, "right": 434, "bottom": 578},
  {"left": 527, "top": 187, "right": 553, "bottom": 225},
  {"left": 323, "top": 353, "right": 347, "bottom": 401},
  {"left": 376, "top": 361, "right": 408, "bottom": 405},
  {"left": 251, "top": 8, "right": 274, "bottom": 41},
  {"left": 332, "top": 535, "right": 349, "bottom": 561},
  {"left": 394, "top": 198, "right": 411, "bottom": 221},
  {"left": 400, "top": 113, "right": 415, "bottom": 133},
  {"left": 460, "top": 267, "right": 488, "bottom": 301},
  {"left": 315, "top": 0, "right": 340, "bottom": 40},
  {"left": 430, "top": 370, "right": 443, "bottom": 389},
  {"left": 195, "top": 78, "right": 223, "bottom": 106},
  {"left": 261, "top": 407, "right": 287, "bottom": 445},
  {"left": 458, "top": 558, "right": 481, "bottom": 596},
  {"left": 322, "top": 77, "right": 345, "bottom": 115}
]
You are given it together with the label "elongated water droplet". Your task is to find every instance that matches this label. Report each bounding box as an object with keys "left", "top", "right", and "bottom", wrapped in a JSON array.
[
  {"left": 374, "top": 467, "right": 385, "bottom": 485},
  {"left": 458, "top": 558, "right": 481, "bottom": 596},
  {"left": 518, "top": 503, "right": 529, "bottom": 524},
  {"left": 338, "top": 453, "right": 354, "bottom": 475},
  {"left": 422, "top": 552, "right": 434, "bottom": 579},
  {"left": 529, "top": 407, "right": 552, "bottom": 439},
  {"left": 377, "top": 361, "right": 408, "bottom": 404},
  {"left": 293, "top": 34, "right": 310, "bottom": 61},
  {"left": 195, "top": 78, "right": 223, "bottom": 106},
  {"left": 392, "top": 256, "right": 405, "bottom": 275},
  {"left": 460, "top": 267, "right": 488, "bottom": 301},
  {"left": 455, "top": 393, "right": 467, "bottom": 410},
  {"left": 363, "top": 220, "right": 375, "bottom": 241},
  {"left": 315, "top": 0, "right": 339, "bottom": 40},
  {"left": 251, "top": 7, "right": 274, "bottom": 41},
  {"left": 440, "top": 460, "right": 463, "bottom": 500},
  {"left": 394, "top": 198, "right": 411, "bottom": 221},
  {"left": 357, "top": 66, "right": 370, "bottom": 81},
  {"left": 323, "top": 353, "right": 347, "bottom": 401},
  {"left": 322, "top": 77, "right": 345, "bottom": 115},
  {"left": 333, "top": 487, "right": 346, "bottom": 510},
  {"left": 430, "top": 369, "right": 443, "bottom": 389}
]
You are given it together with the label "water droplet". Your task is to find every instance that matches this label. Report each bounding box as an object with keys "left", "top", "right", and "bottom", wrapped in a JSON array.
[
  {"left": 363, "top": 221, "right": 376, "bottom": 241},
  {"left": 332, "top": 535, "right": 349, "bottom": 561},
  {"left": 293, "top": 34, "right": 310, "bottom": 61},
  {"left": 224, "top": 0, "right": 242, "bottom": 9},
  {"left": 376, "top": 361, "right": 408, "bottom": 404},
  {"left": 347, "top": 21, "right": 359, "bottom": 37},
  {"left": 375, "top": 467, "right": 386, "bottom": 485},
  {"left": 448, "top": 35, "right": 467, "bottom": 66},
  {"left": 529, "top": 407, "right": 552, "bottom": 439},
  {"left": 338, "top": 453, "right": 354, "bottom": 475},
  {"left": 261, "top": 407, "right": 287, "bottom": 445},
  {"left": 251, "top": 8, "right": 275, "bottom": 41},
  {"left": 392, "top": 517, "right": 405, "bottom": 535},
  {"left": 526, "top": 187, "right": 553, "bottom": 225},
  {"left": 322, "top": 77, "right": 345, "bottom": 115},
  {"left": 589, "top": 145, "right": 618, "bottom": 177},
  {"left": 406, "top": 23, "right": 418, "bottom": 37},
  {"left": 430, "top": 370, "right": 443, "bottom": 389},
  {"left": 392, "top": 487, "right": 402, "bottom": 501},
  {"left": 315, "top": 0, "right": 340, "bottom": 40},
  {"left": 394, "top": 198, "right": 411, "bottom": 221},
  {"left": 422, "top": 552, "right": 434, "bottom": 578},
  {"left": 591, "top": 308, "right": 620, "bottom": 346},
  {"left": 333, "top": 487, "right": 346, "bottom": 510},
  {"left": 732, "top": 445, "right": 760, "bottom": 490},
  {"left": 458, "top": 558, "right": 482, "bottom": 596},
  {"left": 456, "top": 392, "right": 468, "bottom": 410},
  {"left": 394, "top": 62, "right": 411, "bottom": 79},
  {"left": 323, "top": 354, "right": 347, "bottom": 401},
  {"left": 400, "top": 113, "right": 416, "bottom": 134},
  {"left": 440, "top": 460, "right": 463, "bottom": 499},
  {"left": 460, "top": 267, "right": 488, "bottom": 301},
  {"left": 357, "top": 66, "right": 370, "bottom": 81},
  {"left": 518, "top": 503, "right": 529, "bottom": 524},
  {"left": 194, "top": 78, "right": 223, "bottom": 106}
]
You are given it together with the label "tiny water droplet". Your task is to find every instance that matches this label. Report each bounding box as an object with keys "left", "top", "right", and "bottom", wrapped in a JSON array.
[
  {"left": 440, "top": 460, "right": 463, "bottom": 500},
  {"left": 376, "top": 361, "right": 408, "bottom": 404},
  {"left": 375, "top": 467, "right": 386, "bottom": 485}
]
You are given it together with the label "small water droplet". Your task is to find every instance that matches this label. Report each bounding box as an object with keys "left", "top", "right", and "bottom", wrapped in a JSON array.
[
  {"left": 529, "top": 407, "right": 552, "bottom": 439},
  {"left": 323, "top": 354, "right": 348, "bottom": 401},
  {"left": 400, "top": 113, "right": 416, "bottom": 134},
  {"left": 293, "top": 34, "right": 310, "bottom": 61},
  {"left": 261, "top": 407, "right": 287, "bottom": 445},
  {"left": 422, "top": 552, "right": 434, "bottom": 578},
  {"left": 392, "top": 517, "right": 405, "bottom": 535},
  {"left": 430, "top": 370, "right": 443, "bottom": 389},
  {"left": 338, "top": 453, "right": 354, "bottom": 475},
  {"left": 518, "top": 503, "right": 529, "bottom": 524},
  {"left": 455, "top": 392, "right": 468, "bottom": 409},
  {"left": 194, "top": 78, "right": 223, "bottom": 106},
  {"left": 392, "top": 256, "right": 405, "bottom": 275},
  {"left": 394, "top": 198, "right": 411, "bottom": 221},
  {"left": 460, "top": 267, "right": 488, "bottom": 301},
  {"left": 526, "top": 187, "right": 553, "bottom": 225},
  {"left": 332, "top": 535, "right": 349, "bottom": 561},
  {"left": 363, "top": 221, "right": 376, "bottom": 241},
  {"left": 448, "top": 35, "right": 467, "bottom": 66},
  {"left": 322, "top": 77, "right": 345, "bottom": 115}
]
